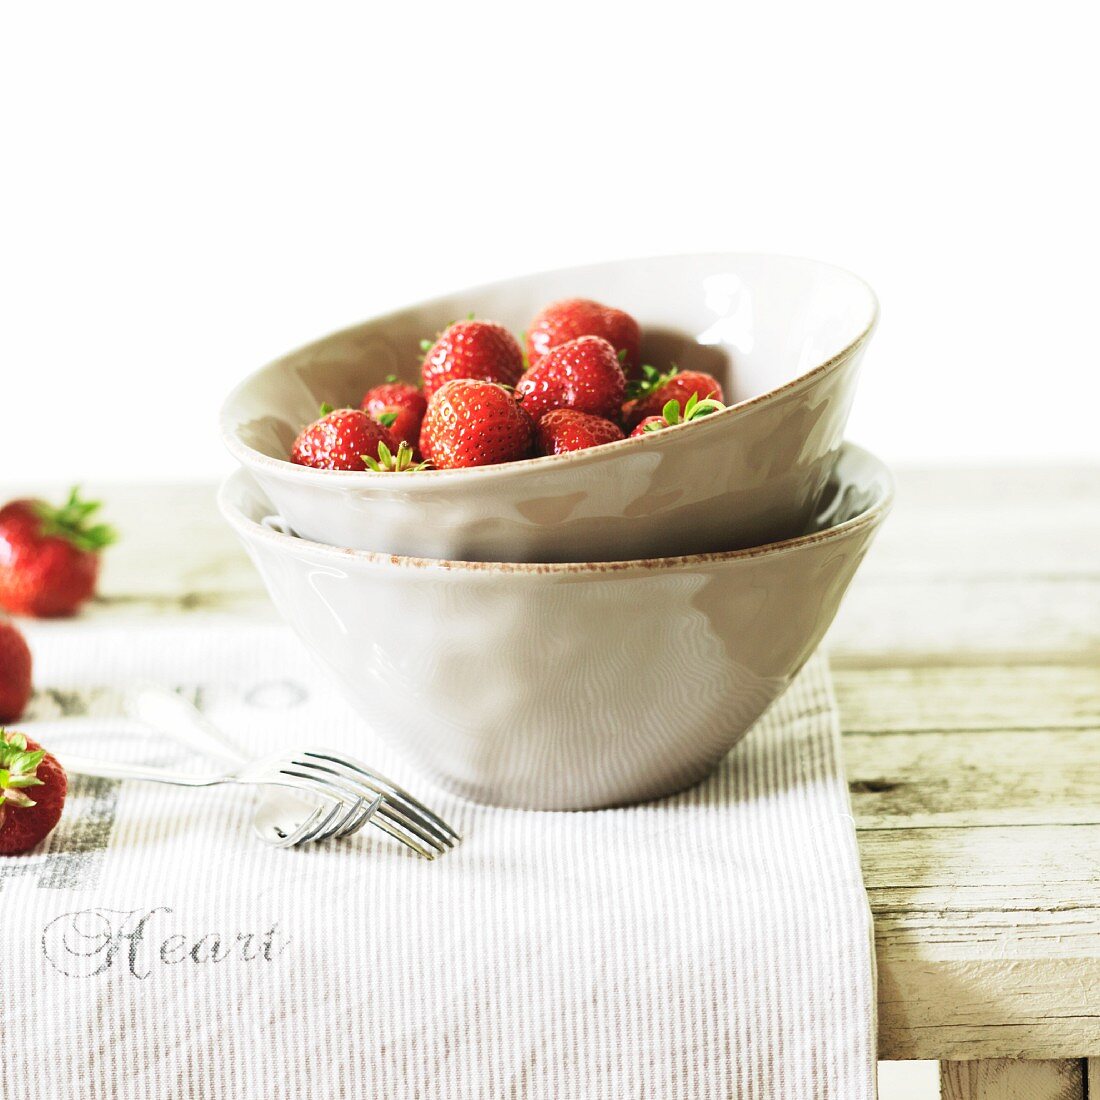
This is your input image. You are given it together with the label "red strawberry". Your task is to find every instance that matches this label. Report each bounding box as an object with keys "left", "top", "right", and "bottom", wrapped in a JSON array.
[
  {"left": 0, "top": 729, "right": 67, "bottom": 855},
  {"left": 0, "top": 489, "right": 115, "bottom": 618},
  {"left": 536, "top": 409, "right": 624, "bottom": 456},
  {"left": 630, "top": 416, "right": 670, "bottom": 437},
  {"left": 516, "top": 336, "right": 626, "bottom": 423},
  {"left": 0, "top": 621, "right": 32, "bottom": 724},
  {"left": 624, "top": 367, "right": 725, "bottom": 429},
  {"left": 290, "top": 406, "right": 396, "bottom": 471},
  {"left": 418, "top": 419, "right": 435, "bottom": 464},
  {"left": 421, "top": 320, "right": 524, "bottom": 398},
  {"left": 420, "top": 380, "right": 534, "bottom": 469},
  {"left": 526, "top": 299, "right": 642, "bottom": 377},
  {"left": 629, "top": 392, "right": 725, "bottom": 437},
  {"left": 361, "top": 377, "right": 427, "bottom": 450}
]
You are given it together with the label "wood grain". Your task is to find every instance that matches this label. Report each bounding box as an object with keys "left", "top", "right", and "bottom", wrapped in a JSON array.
[
  {"left": 13, "top": 467, "right": 1100, "bottom": 1063},
  {"left": 939, "top": 1059, "right": 1083, "bottom": 1099}
]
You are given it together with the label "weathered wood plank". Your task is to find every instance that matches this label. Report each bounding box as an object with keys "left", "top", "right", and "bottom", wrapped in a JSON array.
[
  {"left": 939, "top": 1058, "right": 1083, "bottom": 1099},
  {"left": 828, "top": 575, "right": 1100, "bottom": 666},
  {"left": 835, "top": 665, "right": 1100, "bottom": 733},
  {"left": 873, "top": 466, "right": 1100, "bottom": 581},
  {"left": 860, "top": 825, "right": 1100, "bottom": 895},
  {"left": 865, "top": 826, "right": 1100, "bottom": 1059},
  {"left": 846, "top": 728, "right": 1100, "bottom": 828}
]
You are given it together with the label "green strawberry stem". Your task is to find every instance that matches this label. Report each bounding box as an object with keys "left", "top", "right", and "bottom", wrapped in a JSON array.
[
  {"left": 0, "top": 729, "right": 45, "bottom": 809},
  {"left": 32, "top": 487, "right": 116, "bottom": 553},
  {"left": 361, "top": 441, "right": 431, "bottom": 473},
  {"left": 650, "top": 392, "right": 726, "bottom": 431},
  {"left": 626, "top": 364, "right": 678, "bottom": 401}
]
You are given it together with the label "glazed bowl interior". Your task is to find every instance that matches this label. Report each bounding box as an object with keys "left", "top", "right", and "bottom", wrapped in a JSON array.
[{"left": 221, "top": 252, "right": 878, "bottom": 476}]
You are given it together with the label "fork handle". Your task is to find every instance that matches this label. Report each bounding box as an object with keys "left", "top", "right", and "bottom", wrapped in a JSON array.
[
  {"left": 126, "top": 685, "right": 247, "bottom": 767},
  {"left": 57, "top": 754, "right": 228, "bottom": 787}
]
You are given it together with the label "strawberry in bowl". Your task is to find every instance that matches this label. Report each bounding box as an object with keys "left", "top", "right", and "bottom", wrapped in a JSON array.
[
  {"left": 290, "top": 406, "right": 397, "bottom": 471},
  {"left": 515, "top": 335, "right": 627, "bottom": 423},
  {"left": 361, "top": 377, "right": 427, "bottom": 453},
  {"left": 623, "top": 366, "right": 725, "bottom": 430},
  {"left": 420, "top": 380, "right": 534, "bottom": 470},
  {"left": 536, "top": 410, "right": 624, "bottom": 456},
  {"left": 525, "top": 298, "right": 642, "bottom": 378},
  {"left": 421, "top": 320, "right": 524, "bottom": 398}
]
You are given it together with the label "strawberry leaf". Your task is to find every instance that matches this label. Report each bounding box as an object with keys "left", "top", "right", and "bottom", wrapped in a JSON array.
[
  {"left": 32, "top": 487, "right": 117, "bottom": 553},
  {"left": 625, "top": 364, "right": 676, "bottom": 401},
  {"left": 0, "top": 732, "right": 47, "bottom": 810},
  {"left": 661, "top": 399, "right": 683, "bottom": 425}
]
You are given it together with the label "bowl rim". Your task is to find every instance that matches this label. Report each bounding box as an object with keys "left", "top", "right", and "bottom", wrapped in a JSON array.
[
  {"left": 219, "top": 251, "right": 879, "bottom": 488},
  {"left": 218, "top": 443, "right": 895, "bottom": 575}
]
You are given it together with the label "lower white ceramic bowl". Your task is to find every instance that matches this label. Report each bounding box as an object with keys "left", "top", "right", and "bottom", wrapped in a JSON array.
[{"left": 219, "top": 443, "right": 892, "bottom": 810}]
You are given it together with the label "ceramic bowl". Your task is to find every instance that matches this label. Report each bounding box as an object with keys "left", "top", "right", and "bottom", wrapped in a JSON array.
[
  {"left": 219, "top": 443, "right": 893, "bottom": 810},
  {"left": 220, "top": 253, "right": 878, "bottom": 563}
]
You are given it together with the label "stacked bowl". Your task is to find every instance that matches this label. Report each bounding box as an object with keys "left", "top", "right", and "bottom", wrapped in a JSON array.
[{"left": 219, "top": 253, "right": 892, "bottom": 810}]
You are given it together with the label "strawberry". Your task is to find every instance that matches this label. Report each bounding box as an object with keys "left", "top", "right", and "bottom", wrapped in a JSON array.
[
  {"left": 421, "top": 320, "right": 524, "bottom": 398},
  {"left": 290, "top": 406, "right": 396, "bottom": 471},
  {"left": 0, "top": 621, "right": 32, "bottom": 724},
  {"left": 624, "top": 367, "right": 725, "bottom": 429},
  {"left": 536, "top": 409, "right": 624, "bottom": 456},
  {"left": 418, "top": 419, "right": 435, "bottom": 465},
  {"left": 0, "top": 488, "right": 115, "bottom": 618},
  {"left": 0, "top": 729, "right": 67, "bottom": 855},
  {"left": 515, "top": 336, "right": 626, "bottom": 423},
  {"left": 420, "top": 380, "right": 534, "bottom": 469},
  {"left": 526, "top": 298, "right": 642, "bottom": 377},
  {"left": 361, "top": 377, "right": 427, "bottom": 450},
  {"left": 629, "top": 392, "right": 725, "bottom": 437},
  {"left": 630, "top": 416, "right": 670, "bottom": 437}
]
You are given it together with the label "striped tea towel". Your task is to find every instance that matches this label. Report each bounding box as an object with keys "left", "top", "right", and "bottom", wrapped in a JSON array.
[{"left": 3, "top": 622, "right": 876, "bottom": 1099}]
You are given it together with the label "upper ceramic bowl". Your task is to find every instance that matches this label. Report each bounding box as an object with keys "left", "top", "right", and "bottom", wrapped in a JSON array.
[
  {"left": 220, "top": 253, "right": 878, "bottom": 563},
  {"left": 219, "top": 442, "right": 893, "bottom": 810}
]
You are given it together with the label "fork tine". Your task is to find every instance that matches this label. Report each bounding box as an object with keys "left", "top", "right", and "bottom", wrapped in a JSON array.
[
  {"left": 308, "top": 796, "right": 366, "bottom": 843},
  {"left": 254, "top": 799, "right": 330, "bottom": 848},
  {"left": 276, "top": 768, "right": 437, "bottom": 859},
  {"left": 367, "top": 812, "right": 437, "bottom": 860},
  {"left": 335, "top": 793, "right": 384, "bottom": 839},
  {"left": 288, "top": 758, "right": 453, "bottom": 853},
  {"left": 293, "top": 799, "right": 350, "bottom": 846},
  {"left": 301, "top": 751, "right": 460, "bottom": 843}
]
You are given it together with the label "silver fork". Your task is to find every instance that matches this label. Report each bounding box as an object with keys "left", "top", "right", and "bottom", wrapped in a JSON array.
[
  {"left": 55, "top": 749, "right": 387, "bottom": 848},
  {"left": 58, "top": 688, "right": 460, "bottom": 857},
  {"left": 133, "top": 686, "right": 460, "bottom": 858}
]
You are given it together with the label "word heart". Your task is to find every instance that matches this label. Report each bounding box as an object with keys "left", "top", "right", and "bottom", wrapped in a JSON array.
[{"left": 42, "top": 906, "right": 289, "bottom": 978}]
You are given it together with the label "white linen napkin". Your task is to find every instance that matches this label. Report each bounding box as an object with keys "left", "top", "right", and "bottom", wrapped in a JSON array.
[{"left": 3, "top": 622, "right": 876, "bottom": 1099}]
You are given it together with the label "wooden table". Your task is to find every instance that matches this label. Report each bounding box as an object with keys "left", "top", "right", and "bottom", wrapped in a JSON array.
[{"left": 47, "top": 466, "right": 1100, "bottom": 1098}]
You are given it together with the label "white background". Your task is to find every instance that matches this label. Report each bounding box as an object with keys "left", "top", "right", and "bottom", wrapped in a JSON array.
[{"left": 2, "top": 0, "right": 1098, "bottom": 486}]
